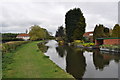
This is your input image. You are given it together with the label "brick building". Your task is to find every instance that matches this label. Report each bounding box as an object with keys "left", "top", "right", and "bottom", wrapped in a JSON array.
[
  {"left": 95, "top": 37, "right": 120, "bottom": 45},
  {"left": 83, "top": 31, "right": 93, "bottom": 42}
]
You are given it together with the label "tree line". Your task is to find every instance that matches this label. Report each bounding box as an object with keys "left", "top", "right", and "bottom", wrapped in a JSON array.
[
  {"left": 55, "top": 8, "right": 120, "bottom": 43},
  {"left": 2, "top": 33, "right": 24, "bottom": 42},
  {"left": 2, "top": 25, "right": 53, "bottom": 42},
  {"left": 93, "top": 24, "right": 120, "bottom": 41}
]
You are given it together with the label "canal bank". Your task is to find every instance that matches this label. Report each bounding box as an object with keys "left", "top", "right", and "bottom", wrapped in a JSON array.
[{"left": 2, "top": 41, "right": 73, "bottom": 78}]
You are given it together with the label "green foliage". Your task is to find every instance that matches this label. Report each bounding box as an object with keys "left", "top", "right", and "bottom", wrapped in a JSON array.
[
  {"left": 37, "top": 42, "right": 48, "bottom": 53},
  {"left": 55, "top": 26, "right": 65, "bottom": 37},
  {"left": 29, "top": 25, "right": 50, "bottom": 40},
  {"left": 82, "top": 43, "right": 95, "bottom": 47},
  {"left": 2, "top": 33, "right": 18, "bottom": 38},
  {"left": 112, "top": 24, "right": 120, "bottom": 37},
  {"left": 72, "top": 40, "right": 94, "bottom": 47},
  {"left": 72, "top": 27, "right": 83, "bottom": 40},
  {"left": 104, "top": 27, "right": 110, "bottom": 37},
  {"left": 74, "top": 40, "right": 84, "bottom": 43},
  {"left": 2, "top": 41, "right": 29, "bottom": 54},
  {"left": 55, "top": 25, "right": 65, "bottom": 41},
  {"left": 65, "top": 8, "right": 86, "bottom": 42},
  {"left": 72, "top": 40, "right": 84, "bottom": 46},
  {"left": 2, "top": 33, "right": 23, "bottom": 42},
  {"left": 93, "top": 24, "right": 110, "bottom": 40}
]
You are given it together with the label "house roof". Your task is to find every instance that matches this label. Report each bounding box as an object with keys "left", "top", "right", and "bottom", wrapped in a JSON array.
[
  {"left": 83, "top": 32, "right": 93, "bottom": 37},
  {"left": 17, "top": 34, "right": 29, "bottom": 37}
]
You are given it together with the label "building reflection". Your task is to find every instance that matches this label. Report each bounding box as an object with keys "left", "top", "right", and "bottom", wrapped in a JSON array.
[{"left": 93, "top": 49, "right": 120, "bottom": 70}]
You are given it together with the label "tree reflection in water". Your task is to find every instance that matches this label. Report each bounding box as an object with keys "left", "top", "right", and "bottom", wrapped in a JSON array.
[
  {"left": 66, "top": 47, "right": 86, "bottom": 79},
  {"left": 56, "top": 45, "right": 66, "bottom": 57},
  {"left": 56, "top": 45, "right": 86, "bottom": 79},
  {"left": 93, "top": 49, "right": 110, "bottom": 70},
  {"left": 93, "top": 49, "right": 120, "bottom": 71},
  {"left": 47, "top": 40, "right": 120, "bottom": 78}
]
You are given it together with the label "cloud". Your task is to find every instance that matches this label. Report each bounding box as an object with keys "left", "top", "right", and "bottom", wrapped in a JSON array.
[{"left": 0, "top": 1, "right": 118, "bottom": 35}]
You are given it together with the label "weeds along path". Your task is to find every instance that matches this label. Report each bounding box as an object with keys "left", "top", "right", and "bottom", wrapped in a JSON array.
[{"left": 3, "top": 41, "right": 73, "bottom": 78}]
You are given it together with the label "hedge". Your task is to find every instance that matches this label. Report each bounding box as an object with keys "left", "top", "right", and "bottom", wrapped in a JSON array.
[{"left": 1, "top": 41, "right": 29, "bottom": 54}]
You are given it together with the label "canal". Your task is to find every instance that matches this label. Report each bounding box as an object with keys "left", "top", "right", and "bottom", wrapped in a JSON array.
[{"left": 39, "top": 40, "right": 120, "bottom": 78}]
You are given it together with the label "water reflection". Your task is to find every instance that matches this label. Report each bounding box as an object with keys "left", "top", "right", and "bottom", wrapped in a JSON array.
[
  {"left": 93, "top": 49, "right": 110, "bottom": 70},
  {"left": 56, "top": 45, "right": 66, "bottom": 57},
  {"left": 56, "top": 45, "right": 86, "bottom": 78},
  {"left": 93, "top": 50, "right": 120, "bottom": 71},
  {"left": 100, "top": 51, "right": 120, "bottom": 63},
  {"left": 65, "top": 46, "right": 86, "bottom": 79},
  {"left": 43, "top": 40, "right": 120, "bottom": 78}
]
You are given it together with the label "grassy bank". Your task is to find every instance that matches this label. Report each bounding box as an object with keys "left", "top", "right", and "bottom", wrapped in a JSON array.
[{"left": 3, "top": 41, "right": 73, "bottom": 78}]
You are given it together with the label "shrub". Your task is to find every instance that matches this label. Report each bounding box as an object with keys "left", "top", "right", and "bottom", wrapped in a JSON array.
[
  {"left": 74, "top": 40, "right": 84, "bottom": 43},
  {"left": 2, "top": 41, "right": 29, "bottom": 54},
  {"left": 82, "top": 43, "right": 95, "bottom": 47},
  {"left": 72, "top": 40, "right": 95, "bottom": 47}
]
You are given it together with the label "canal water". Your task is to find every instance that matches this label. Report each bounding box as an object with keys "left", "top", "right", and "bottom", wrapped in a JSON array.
[{"left": 40, "top": 40, "right": 120, "bottom": 78}]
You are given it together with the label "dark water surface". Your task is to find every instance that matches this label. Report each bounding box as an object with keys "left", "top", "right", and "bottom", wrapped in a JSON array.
[{"left": 40, "top": 40, "right": 120, "bottom": 78}]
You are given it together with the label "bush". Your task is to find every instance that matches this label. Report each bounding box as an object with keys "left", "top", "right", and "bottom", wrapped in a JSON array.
[
  {"left": 2, "top": 41, "right": 29, "bottom": 54},
  {"left": 74, "top": 40, "right": 84, "bottom": 43},
  {"left": 72, "top": 40, "right": 84, "bottom": 46},
  {"left": 81, "top": 43, "right": 95, "bottom": 47},
  {"left": 72, "top": 40, "right": 95, "bottom": 47}
]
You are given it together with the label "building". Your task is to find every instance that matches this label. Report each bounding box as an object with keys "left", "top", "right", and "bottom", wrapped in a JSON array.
[
  {"left": 83, "top": 31, "right": 93, "bottom": 42},
  {"left": 16, "top": 34, "right": 30, "bottom": 41},
  {"left": 95, "top": 37, "right": 120, "bottom": 45}
]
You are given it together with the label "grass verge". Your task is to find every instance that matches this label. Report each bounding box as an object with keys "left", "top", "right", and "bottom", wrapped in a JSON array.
[{"left": 2, "top": 41, "right": 73, "bottom": 78}]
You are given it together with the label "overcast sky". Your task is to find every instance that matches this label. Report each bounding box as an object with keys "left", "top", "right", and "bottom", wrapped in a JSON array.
[{"left": 0, "top": 0, "right": 119, "bottom": 35}]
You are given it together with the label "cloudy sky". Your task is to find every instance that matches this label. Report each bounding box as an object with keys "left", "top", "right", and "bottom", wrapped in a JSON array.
[{"left": 0, "top": 0, "right": 119, "bottom": 35}]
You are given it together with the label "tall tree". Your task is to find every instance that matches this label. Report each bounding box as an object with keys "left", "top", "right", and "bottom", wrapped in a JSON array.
[
  {"left": 55, "top": 31, "right": 59, "bottom": 37},
  {"left": 55, "top": 26, "right": 65, "bottom": 37},
  {"left": 29, "top": 25, "right": 49, "bottom": 40},
  {"left": 65, "top": 8, "right": 86, "bottom": 42},
  {"left": 93, "top": 25, "right": 99, "bottom": 40},
  {"left": 93, "top": 24, "right": 110, "bottom": 41},
  {"left": 112, "top": 24, "right": 120, "bottom": 37}
]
